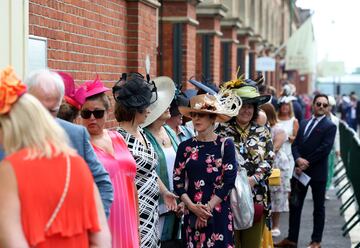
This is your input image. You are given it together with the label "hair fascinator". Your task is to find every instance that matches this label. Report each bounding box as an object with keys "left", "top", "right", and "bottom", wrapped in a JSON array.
[
  {"left": 81, "top": 75, "right": 110, "bottom": 99},
  {"left": 0, "top": 66, "right": 27, "bottom": 115},
  {"left": 221, "top": 67, "right": 270, "bottom": 106},
  {"left": 112, "top": 72, "right": 157, "bottom": 110},
  {"left": 57, "top": 71, "right": 86, "bottom": 110}
]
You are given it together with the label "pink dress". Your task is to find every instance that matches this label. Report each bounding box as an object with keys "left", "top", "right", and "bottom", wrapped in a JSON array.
[{"left": 92, "top": 130, "right": 139, "bottom": 248}]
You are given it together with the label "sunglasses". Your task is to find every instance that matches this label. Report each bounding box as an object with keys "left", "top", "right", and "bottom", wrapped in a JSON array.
[
  {"left": 190, "top": 112, "right": 208, "bottom": 118},
  {"left": 80, "top": 109, "right": 105, "bottom": 119},
  {"left": 315, "top": 102, "right": 329, "bottom": 108}
]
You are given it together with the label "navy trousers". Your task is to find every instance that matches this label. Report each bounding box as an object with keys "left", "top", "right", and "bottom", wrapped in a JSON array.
[{"left": 287, "top": 177, "right": 326, "bottom": 243}]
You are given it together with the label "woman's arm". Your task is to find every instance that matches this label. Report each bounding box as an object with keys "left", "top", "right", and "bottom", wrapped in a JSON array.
[
  {"left": 273, "top": 129, "right": 287, "bottom": 153},
  {"left": 157, "top": 177, "right": 178, "bottom": 211},
  {"left": 0, "top": 161, "right": 29, "bottom": 248},
  {"left": 89, "top": 184, "right": 112, "bottom": 248},
  {"left": 289, "top": 118, "right": 299, "bottom": 143}
]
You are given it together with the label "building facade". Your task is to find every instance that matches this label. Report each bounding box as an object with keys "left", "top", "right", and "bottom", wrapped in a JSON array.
[{"left": 2, "top": 0, "right": 308, "bottom": 94}]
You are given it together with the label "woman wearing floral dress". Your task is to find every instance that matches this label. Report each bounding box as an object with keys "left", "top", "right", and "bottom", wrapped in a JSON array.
[
  {"left": 112, "top": 73, "right": 178, "bottom": 247},
  {"left": 217, "top": 76, "right": 274, "bottom": 248},
  {"left": 261, "top": 103, "right": 290, "bottom": 237},
  {"left": 173, "top": 93, "right": 241, "bottom": 248}
]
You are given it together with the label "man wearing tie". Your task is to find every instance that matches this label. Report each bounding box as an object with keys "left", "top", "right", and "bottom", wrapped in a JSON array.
[{"left": 275, "top": 94, "right": 336, "bottom": 248}]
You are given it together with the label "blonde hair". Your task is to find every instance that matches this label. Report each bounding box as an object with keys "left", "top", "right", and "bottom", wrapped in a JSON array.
[
  {"left": 278, "top": 101, "right": 295, "bottom": 119},
  {"left": 0, "top": 94, "right": 75, "bottom": 159}
]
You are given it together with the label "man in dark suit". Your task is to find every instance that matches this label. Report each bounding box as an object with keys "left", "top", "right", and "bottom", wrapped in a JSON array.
[{"left": 275, "top": 94, "right": 336, "bottom": 248}]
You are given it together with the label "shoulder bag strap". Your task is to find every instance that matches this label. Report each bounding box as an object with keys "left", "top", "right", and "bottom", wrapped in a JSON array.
[{"left": 45, "top": 154, "right": 71, "bottom": 232}]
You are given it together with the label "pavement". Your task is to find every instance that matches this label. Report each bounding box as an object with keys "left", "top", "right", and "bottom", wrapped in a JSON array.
[{"left": 272, "top": 188, "right": 352, "bottom": 248}]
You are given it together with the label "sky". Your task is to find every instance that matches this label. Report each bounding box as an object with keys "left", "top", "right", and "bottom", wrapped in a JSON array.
[{"left": 296, "top": 0, "right": 360, "bottom": 73}]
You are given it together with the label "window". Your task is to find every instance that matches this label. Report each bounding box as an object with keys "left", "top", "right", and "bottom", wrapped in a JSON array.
[
  {"left": 222, "top": 42, "right": 230, "bottom": 82},
  {"left": 202, "top": 35, "right": 211, "bottom": 80}
]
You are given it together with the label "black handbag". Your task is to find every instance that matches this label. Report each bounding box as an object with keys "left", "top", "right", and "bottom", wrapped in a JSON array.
[{"left": 160, "top": 215, "right": 184, "bottom": 248}]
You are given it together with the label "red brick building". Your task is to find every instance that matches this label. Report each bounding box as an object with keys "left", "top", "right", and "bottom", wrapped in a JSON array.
[{"left": 26, "top": 0, "right": 307, "bottom": 94}]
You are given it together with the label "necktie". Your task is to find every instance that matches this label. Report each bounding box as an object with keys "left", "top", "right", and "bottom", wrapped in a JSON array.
[{"left": 304, "top": 118, "right": 317, "bottom": 139}]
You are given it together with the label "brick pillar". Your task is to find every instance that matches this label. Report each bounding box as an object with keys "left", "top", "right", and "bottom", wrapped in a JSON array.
[
  {"left": 196, "top": 15, "right": 223, "bottom": 84},
  {"left": 158, "top": 0, "right": 198, "bottom": 88},
  {"left": 195, "top": 2, "right": 228, "bottom": 84},
  {"left": 126, "top": 0, "right": 160, "bottom": 77},
  {"left": 220, "top": 23, "right": 239, "bottom": 82}
]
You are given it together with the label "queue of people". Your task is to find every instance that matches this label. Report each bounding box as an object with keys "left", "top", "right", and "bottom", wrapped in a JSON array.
[{"left": 0, "top": 65, "right": 338, "bottom": 248}]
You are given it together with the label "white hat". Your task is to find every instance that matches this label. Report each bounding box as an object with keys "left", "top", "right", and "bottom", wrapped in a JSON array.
[{"left": 141, "top": 76, "right": 176, "bottom": 127}]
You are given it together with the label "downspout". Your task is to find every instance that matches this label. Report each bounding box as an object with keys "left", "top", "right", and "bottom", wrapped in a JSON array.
[{"left": 158, "top": 0, "right": 164, "bottom": 75}]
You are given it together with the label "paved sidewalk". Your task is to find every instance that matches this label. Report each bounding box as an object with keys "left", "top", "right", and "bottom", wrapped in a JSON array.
[{"left": 273, "top": 189, "right": 352, "bottom": 247}]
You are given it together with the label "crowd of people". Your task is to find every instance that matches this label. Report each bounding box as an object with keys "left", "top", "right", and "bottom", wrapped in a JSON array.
[{"left": 0, "top": 65, "right": 340, "bottom": 248}]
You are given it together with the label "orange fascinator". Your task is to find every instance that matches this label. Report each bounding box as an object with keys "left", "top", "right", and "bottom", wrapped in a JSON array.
[{"left": 0, "top": 66, "right": 27, "bottom": 115}]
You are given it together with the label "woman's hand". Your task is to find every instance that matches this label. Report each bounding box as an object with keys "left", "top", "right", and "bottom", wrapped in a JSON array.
[
  {"left": 175, "top": 202, "right": 185, "bottom": 218},
  {"left": 162, "top": 190, "right": 179, "bottom": 211},
  {"left": 189, "top": 203, "right": 212, "bottom": 220},
  {"left": 195, "top": 216, "right": 208, "bottom": 229}
]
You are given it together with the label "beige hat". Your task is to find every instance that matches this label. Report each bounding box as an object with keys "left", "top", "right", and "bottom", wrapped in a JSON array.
[
  {"left": 142, "top": 76, "right": 176, "bottom": 127},
  {"left": 179, "top": 93, "right": 241, "bottom": 123}
]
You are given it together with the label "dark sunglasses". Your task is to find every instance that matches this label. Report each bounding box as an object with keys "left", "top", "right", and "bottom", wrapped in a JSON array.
[
  {"left": 190, "top": 112, "right": 207, "bottom": 118},
  {"left": 80, "top": 109, "right": 105, "bottom": 119},
  {"left": 315, "top": 102, "right": 329, "bottom": 108}
]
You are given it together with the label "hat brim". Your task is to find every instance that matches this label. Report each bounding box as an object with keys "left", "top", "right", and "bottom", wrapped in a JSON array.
[
  {"left": 241, "top": 95, "right": 271, "bottom": 105},
  {"left": 85, "top": 87, "right": 110, "bottom": 98},
  {"left": 188, "top": 79, "right": 217, "bottom": 95},
  {"left": 178, "top": 106, "right": 231, "bottom": 123},
  {"left": 142, "top": 76, "right": 176, "bottom": 127}
]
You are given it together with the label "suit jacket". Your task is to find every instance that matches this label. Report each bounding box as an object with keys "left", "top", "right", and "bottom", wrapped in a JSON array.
[
  {"left": 291, "top": 116, "right": 336, "bottom": 182},
  {"left": 56, "top": 119, "right": 113, "bottom": 216}
]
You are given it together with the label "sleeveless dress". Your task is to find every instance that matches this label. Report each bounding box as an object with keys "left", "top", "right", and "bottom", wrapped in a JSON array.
[
  {"left": 91, "top": 130, "right": 139, "bottom": 248},
  {"left": 118, "top": 127, "right": 160, "bottom": 248},
  {"left": 173, "top": 136, "right": 238, "bottom": 247},
  {"left": 278, "top": 117, "right": 296, "bottom": 177},
  {"left": 270, "top": 124, "right": 291, "bottom": 212},
  {"left": 5, "top": 148, "right": 99, "bottom": 248}
]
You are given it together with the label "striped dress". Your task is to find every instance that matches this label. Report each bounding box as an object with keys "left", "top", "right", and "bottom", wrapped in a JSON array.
[{"left": 118, "top": 127, "right": 160, "bottom": 248}]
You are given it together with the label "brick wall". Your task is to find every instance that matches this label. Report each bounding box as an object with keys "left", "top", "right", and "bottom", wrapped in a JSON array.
[{"left": 29, "top": 0, "right": 128, "bottom": 86}]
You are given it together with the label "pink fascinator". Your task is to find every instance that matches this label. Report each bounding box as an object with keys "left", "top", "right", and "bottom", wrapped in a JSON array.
[
  {"left": 81, "top": 75, "right": 110, "bottom": 98},
  {"left": 57, "top": 71, "right": 86, "bottom": 110}
]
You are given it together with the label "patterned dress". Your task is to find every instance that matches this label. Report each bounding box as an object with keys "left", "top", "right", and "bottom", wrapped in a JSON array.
[
  {"left": 118, "top": 128, "right": 160, "bottom": 248},
  {"left": 173, "top": 136, "right": 237, "bottom": 248},
  {"left": 216, "top": 120, "right": 274, "bottom": 226},
  {"left": 269, "top": 124, "right": 291, "bottom": 212}
]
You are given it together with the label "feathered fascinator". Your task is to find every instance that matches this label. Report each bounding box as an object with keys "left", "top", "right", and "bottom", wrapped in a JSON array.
[
  {"left": 179, "top": 91, "right": 242, "bottom": 123},
  {"left": 81, "top": 75, "right": 110, "bottom": 99},
  {"left": 57, "top": 71, "right": 86, "bottom": 110},
  {"left": 0, "top": 66, "right": 27, "bottom": 115},
  {"left": 112, "top": 72, "right": 157, "bottom": 110},
  {"left": 221, "top": 67, "right": 271, "bottom": 106}
]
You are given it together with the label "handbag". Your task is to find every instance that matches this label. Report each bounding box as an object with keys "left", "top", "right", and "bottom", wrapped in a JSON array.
[
  {"left": 269, "top": 168, "right": 281, "bottom": 186},
  {"left": 221, "top": 138, "right": 254, "bottom": 230},
  {"left": 160, "top": 215, "right": 184, "bottom": 248}
]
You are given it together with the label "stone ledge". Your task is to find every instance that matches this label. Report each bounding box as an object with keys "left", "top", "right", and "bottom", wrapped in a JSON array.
[
  {"left": 197, "top": 29, "right": 223, "bottom": 37},
  {"left": 220, "top": 38, "right": 239, "bottom": 44},
  {"left": 237, "top": 26, "right": 254, "bottom": 36},
  {"left": 160, "top": 16, "right": 199, "bottom": 26},
  {"left": 221, "top": 18, "right": 242, "bottom": 29},
  {"left": 237, "top": 44, "right": 250, "bottom": 50},
  {"left": 126, "top": 0, "right": 161, "bottom": 9},
  {"left": 196, "top": 3, "right": 228, "bottom": 17}
]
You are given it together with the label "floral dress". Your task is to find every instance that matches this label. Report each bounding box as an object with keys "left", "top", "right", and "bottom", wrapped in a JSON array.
[
  {"left": 216, "top": 120, "right": 274, "bottom": 226},
  {"left": 118, "top": 127, "right": 160, "bottom": 248},
  {"left": 270, "top": 124, "right": 291, "bottom": 213},
  {"left": 173, "top": 136, "right": 237, "bottom": 248}
]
